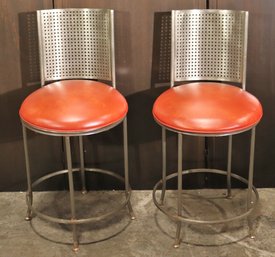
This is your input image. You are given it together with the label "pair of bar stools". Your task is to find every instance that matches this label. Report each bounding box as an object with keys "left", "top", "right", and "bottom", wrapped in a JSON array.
[{"left": 19, "top": 9, "right": 263, "bottom": 251}]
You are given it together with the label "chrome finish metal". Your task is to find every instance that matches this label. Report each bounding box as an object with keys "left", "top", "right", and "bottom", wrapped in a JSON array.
[
  {"left": 249, "top": 233, "right": 256, "bottom": 240},
  {"left": 160, "top": 127, "right": 167, "bottom": 204},
  {"left": 79, "top": 136, "right": 87, "bottom": 194},
  {"left": 247, "top": 128, "right": 256, "bottom": 239},
  {"left": 243, "top": 13, "right": 249, "bottom": 91},
  {"left": 110, "top": 10, "right": 116, "bottom": 88},
  {"left": 170, "top": 12, "right": 176, "bottom": 87},
  {"left": 37, "top": 9, "right": 114, "bottom": 85},
  {"left": 65, "top": 136, "right": 79, "bottom": 250},
  {"left": 27, "top": 167, "right": 132, "bottom": 224},
  {"left": 247, "top": 127, "right": 256, "bottom": 208},
  {"left": 153, "top": 168, "right": 259, "bottom": 225},
  {"left": 123, "top": 118, "right": 129, "bottom": 193},
  {"left": 174, "top": 133, "right": 183, "bottom": 248},
  {"left": 22, "top": 8, "right": 133, "bottom": 251},
  {"left": 153, "top": 9, "right": 258, "bottom": 248},
  {"left": 123, "top": 118, "right": 135, "bottom": 220},
  {"left": 171, "top": 10, "right": 248, "bottom": 89},
  {"left": 22, "top": 123, "right": 133, "bottom": 246},
  {"left": 227, "top": 135, "right": 233, "bottom": 198},
  {"left": 174, "top": 223, "right": 181, "bottom": 248},
  {"left": 22, "top": 125, "right": 33, "bottom": 221}
]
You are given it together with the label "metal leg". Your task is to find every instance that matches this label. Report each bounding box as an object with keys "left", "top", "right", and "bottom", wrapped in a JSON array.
[
  {"left": 64, "top": 137, "right": 79, "bottom": 251},
  {"left": 160, "top": 127, "right": 167, "bottom": 205},
  {"left": 79, "top": 136, "right": 87, "bottom": 194},
  {"left": 227, "top": 135, "right": 233, "bottom": 199},
  {"left": 204, "top": 137, "right": 209, "bottom": 168},
  {"left": 174, "top": 133, "right": 182, "bottom": 248},
  {"left": 22, "top": 125, "right": 33, "bottom": 221},
  {"left": 123, "top": 118, "right": 135, "bottom": 220},
  {"left": 247, "top": 127, "right": 256, "bottom": 239}
]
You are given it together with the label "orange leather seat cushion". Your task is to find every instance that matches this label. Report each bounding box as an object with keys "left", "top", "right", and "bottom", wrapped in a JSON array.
[
  {"left": 19, "top": 80, "right": 128, "bottom": 133},
  {"left": 153, "top": 82, "right": 263, "bottom": 134}
]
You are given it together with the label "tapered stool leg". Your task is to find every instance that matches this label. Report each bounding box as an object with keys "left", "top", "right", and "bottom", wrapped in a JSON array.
[
  {"left": 123, "top": 118, "right": 135, "bottom": 220},
  {"left": 160, "top": 128, "right": 167, "bottom": 205},
  {"left": 65, "top": 137, "right": 79, "bottom": 251},
  {"left": 22, "top": 125, "right": 33, "bottom": 221},
  {"left": 79, "top": 136, "right": 87, "bottom": 194},
  {"left": 247, "top": 127, "right": 256, "bottom": 239},
  {"left": 227, "top": 135, "right": 233, "bottom": 199},
  {"left": 174, "top": 133, "right": 183, "bottom": 248}
]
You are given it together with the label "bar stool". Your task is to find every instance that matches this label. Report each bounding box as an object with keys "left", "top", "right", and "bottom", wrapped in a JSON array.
[
  {"left": 19, "top": 8, "right": 135, "bottom": 251},
  {"left": 152, "top": 9, "right": 263, "bottom": 247}
]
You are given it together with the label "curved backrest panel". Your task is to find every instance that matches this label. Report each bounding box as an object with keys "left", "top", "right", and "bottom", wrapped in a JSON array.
[
  {"left": 171, "top": 9, "right": 248, "bottom": 89},
  {"left": 37, "top": 9, "right": 115, "bottom": 86}
]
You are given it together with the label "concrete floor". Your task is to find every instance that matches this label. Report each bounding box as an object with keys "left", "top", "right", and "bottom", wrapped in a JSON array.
[{"left": 1, "top": 189, "right": 275, "bottom": 257}]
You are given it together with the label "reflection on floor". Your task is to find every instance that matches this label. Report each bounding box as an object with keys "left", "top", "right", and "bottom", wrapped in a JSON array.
[{"left": 1, "top": 189, "right": 275, "bottom": 257}]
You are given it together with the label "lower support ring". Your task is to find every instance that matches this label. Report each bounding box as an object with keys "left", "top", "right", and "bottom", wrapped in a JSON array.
[
  {"left": 153, "top": 168, "right": 259, "bottom": 225},
  {"left": 27, "top": 168, "right": 132, "bottom": 225}
]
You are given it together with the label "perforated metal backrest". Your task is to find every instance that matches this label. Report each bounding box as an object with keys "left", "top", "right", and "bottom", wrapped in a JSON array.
[
  {"left": 37, "top": 9, "right": 115, "bottom": 86},
  {"left": 171, "top": 10, "right": 248, "bottom": 89}
]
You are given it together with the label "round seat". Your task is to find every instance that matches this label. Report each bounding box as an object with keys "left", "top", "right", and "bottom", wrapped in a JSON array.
[
  {"left": 153, "top": 82, "right": 263, "bottom": 135},
  {"left": 19, "top": 80, "right": 128, "bottom": 134}
]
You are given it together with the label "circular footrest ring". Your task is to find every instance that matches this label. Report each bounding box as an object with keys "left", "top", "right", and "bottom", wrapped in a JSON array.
[
  {"left": 27, "top": 168, "right": 131, "bottom": 225},
  {"left": 153, "top": 168, "right": 259, "bottom": 225}
]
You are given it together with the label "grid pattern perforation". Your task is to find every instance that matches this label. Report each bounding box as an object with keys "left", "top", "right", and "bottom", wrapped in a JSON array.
[
  {"left": 38, "top": 9, "right": 112, "bottom": 82},
  {"left": 173, "top": 10, "right": 247, "bottom": 83}
]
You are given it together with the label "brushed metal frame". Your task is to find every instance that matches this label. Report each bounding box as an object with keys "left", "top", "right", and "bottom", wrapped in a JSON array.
[
  {"left": 22, "top": 8, "right": 134, "bottom": 252},
  {"left": 37, "top": 8, "right": 116, "bottom": 87},
  {"left": 171, "top": 9, "right": 248, "bottom": 90},
  {"left": 153, "top": 9, "right": 259, "bottom": 248},
  {"left": 153, "top": 126, "right": 258, "bottom": 247}
]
